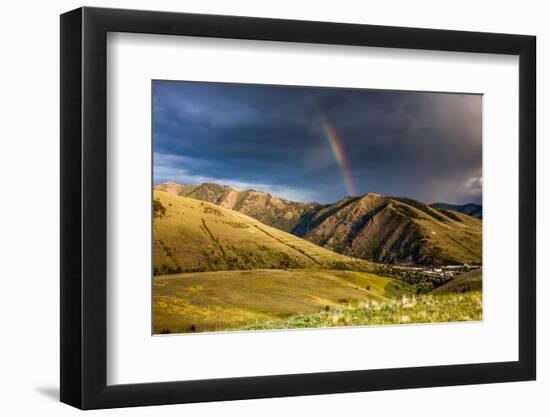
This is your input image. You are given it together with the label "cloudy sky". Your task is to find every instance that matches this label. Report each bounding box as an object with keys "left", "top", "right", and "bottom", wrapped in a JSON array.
[{"left": 153, "top": 81, "right": 482, "bottom": 205}]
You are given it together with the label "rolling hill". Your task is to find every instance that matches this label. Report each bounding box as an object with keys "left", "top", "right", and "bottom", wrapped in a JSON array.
[
  {"left": 153, "top": 190, "right": 417, "bottom": 333},
  {"left": 430, "top": 269, "right": 482, "bottom": 295},
  {"left": 296, "top": 194, "right": 482, "bottom": 266},
  {"left": 431, "top": 202, "right": 482, "bottom": 219},
  {"left": 153, "top": 190, "right": 371, "bottom": 275},
  {"left": 156, "top": 182, "right": 482, "bottom": 266},
  {"left": 152, "top": 189, "right": 482, "bottom": 333},
  {"left": 154, "top": 269, "right": 414, "bottom": 333},
  {"left": 155, "top": 182, "right": 319, "bottom": 232}
]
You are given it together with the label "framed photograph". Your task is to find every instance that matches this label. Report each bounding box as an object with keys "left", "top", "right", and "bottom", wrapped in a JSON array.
[{"left": 60, "top": 7, "right": 536, "bottom": 409}]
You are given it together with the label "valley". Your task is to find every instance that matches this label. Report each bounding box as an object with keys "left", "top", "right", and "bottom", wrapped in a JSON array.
[{"left": 153, "top": 184, "right": 483, "bottom": 334}]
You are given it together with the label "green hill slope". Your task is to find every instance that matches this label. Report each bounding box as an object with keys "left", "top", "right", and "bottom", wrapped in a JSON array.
[
  {"left": 153, "top": 190, "right": 371, "bottom": 275},
  {"left": 237, "top": 290, "right": 481, "bottom": 331},
  {"left": 430, "top": 269, "right": 482, "bottom": 295},
  {"left": 431, "top": 202, "right": 482, "bottom": 219},
  {"left": 154, "top": 269, "right": 414, "bottom": 333}
]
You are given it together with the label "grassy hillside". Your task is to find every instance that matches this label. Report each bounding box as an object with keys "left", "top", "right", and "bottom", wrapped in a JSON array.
[
  {"left": 152, "top": 190, "right": 482, "bottom": 334},
  {"left": 431, "top": 202, "right": 482, "bottom": 219},
  {"left": 430, "top": 269, "right": 482, "bottom": 295},
  {"left": 155, "top": 182, "right": 319, "bottom": 232},
  {"left": 155, "top": 182, "right": 482, "bottom": 266},
  {"left": 153, "top": 269, "right": 414, "bottom": 333},
  {"left": 153, "top": 190, "right": 372, "bottom": 275},
  {"left": 300, "top": 194, "right": 482, "bottom": 266},
  {"left": 238, "top": 290, "right": 482, "bottom": 330}
]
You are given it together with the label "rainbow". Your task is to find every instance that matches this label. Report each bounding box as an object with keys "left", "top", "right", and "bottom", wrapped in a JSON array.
[{"left": 319, "top": 114, "right": 357, "bottom": 196}]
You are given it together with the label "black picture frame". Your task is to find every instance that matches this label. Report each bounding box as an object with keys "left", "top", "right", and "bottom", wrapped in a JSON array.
[{"left": 60, "top": 6, "right": 536, "bottom": 410}]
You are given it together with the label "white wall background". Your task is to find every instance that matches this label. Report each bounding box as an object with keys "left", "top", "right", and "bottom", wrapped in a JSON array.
[{"left": 0, "top": 0, "right": 545, "bottom": 415}]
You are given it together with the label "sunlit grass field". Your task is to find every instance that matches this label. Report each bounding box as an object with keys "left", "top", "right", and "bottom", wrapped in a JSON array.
[
  {"left": 153, "top": 269, "right": 414, "bottom": 334},
  {"left": 238, "top": 290, "right": 482, "bottom": 331}
]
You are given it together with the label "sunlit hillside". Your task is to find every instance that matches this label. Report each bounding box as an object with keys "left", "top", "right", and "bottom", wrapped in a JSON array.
[
  {"left": 155, "top": 182, "right": 482, "bottom": 266},
  {"left": 153, "top": 190, "right": 372, "bottom": 275}
]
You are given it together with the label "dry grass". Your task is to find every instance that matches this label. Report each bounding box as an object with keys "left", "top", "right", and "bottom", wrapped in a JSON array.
[
  {"left": 153, "top": 190, "right": 374, "bottom": 275},
  {"left": 430, "top": 269, "right": 482, "bottom": 295},
  {"left": 152, "top": 190, "right": 482, "bottom": 335},
  {"left": 239, "top": 290, "right": 482, "bottom": 331},
  {"left": 153, "top": 269, "right": 413, "bottom": 334}
]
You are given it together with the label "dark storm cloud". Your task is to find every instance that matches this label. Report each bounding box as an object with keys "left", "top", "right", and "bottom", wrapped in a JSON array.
[{"left": 153, "top": 81, "right": 482, "bottom": 204}]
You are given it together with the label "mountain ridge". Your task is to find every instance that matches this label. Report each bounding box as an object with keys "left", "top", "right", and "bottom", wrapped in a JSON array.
[
  {"left": 153, "top": 190, "right": 372, "bottom": 275},
  {"left": 430, "top": 202, "right": 482, "bottom": 219},
  {"left": 155, "top": 181, "right": 320, "bottom": 232},
  {"left": 155, "top": 182, "right": 482, "bottom": 266}
]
